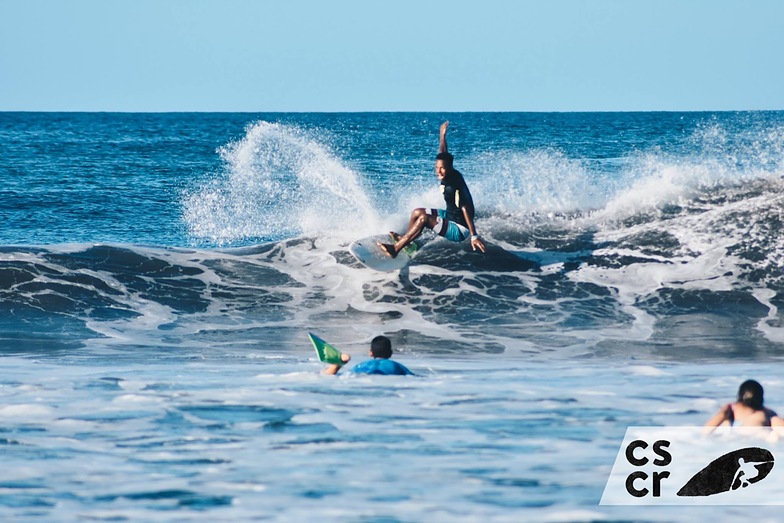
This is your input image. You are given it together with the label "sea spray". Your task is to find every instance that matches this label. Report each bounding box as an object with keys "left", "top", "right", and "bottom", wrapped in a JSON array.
[
  {"left": 183, "top": 121, "right": 381, "bottom": 244},
  {"left": 468, "top": 148, "right": 606, "bottom": 216}
]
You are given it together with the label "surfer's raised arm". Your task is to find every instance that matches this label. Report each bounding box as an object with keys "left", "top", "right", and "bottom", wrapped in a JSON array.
[{"left": 439, "top": 121, "right": 449, "bottom": 154}]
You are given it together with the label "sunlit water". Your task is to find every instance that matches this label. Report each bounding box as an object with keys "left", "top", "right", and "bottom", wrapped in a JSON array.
[{"left": 1, "top": 112, "right": 784, "bottom": 521}]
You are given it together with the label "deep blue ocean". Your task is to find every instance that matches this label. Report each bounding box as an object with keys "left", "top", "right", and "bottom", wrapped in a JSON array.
[{"left": 1, "top": 112, "right": 783, "bottom": 521}]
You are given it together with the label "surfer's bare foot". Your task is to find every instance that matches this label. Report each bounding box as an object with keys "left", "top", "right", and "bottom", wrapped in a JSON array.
[
  {"left": 389, "top": 231, "right": 403, "bottom": 242},
  {"left": 378, "top": 242, "right": 398, "bottom": 258}
]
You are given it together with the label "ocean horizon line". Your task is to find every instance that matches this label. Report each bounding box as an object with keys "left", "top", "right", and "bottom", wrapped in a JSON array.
[{"left": 2, "top": 108, "right": 783, "bottom": 115}]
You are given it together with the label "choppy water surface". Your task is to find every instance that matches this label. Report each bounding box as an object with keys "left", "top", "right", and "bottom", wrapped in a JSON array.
[{"left": 1, "top": 112, "right": 784, "bottom": 521}]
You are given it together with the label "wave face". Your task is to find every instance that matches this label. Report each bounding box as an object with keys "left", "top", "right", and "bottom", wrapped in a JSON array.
[{"left": 2, "top": 175, "right": 783, "bottom": 359}]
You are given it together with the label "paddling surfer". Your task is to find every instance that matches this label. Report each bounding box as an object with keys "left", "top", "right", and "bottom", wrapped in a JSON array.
[
  {"left": 323, "top": 335, "right": 413, "bottom": 376},
  {"left": 379, "top": 121, "right": 486, "bottom": 258},
  {"left": 705, "top": 379, "right": 784, "bottom": 429}
]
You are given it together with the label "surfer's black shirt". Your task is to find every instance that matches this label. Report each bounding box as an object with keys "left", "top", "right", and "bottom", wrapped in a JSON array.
[{"left": 441, "top": 169, "right": 475, "bottom": 228}]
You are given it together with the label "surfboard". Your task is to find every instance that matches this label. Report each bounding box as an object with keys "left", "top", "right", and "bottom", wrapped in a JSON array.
[
  {"left": 308, "top": 332, "right": 344, "bottom": 365},
  {"left": 348, "top": 234, "right": 417, "bottom": 272}
]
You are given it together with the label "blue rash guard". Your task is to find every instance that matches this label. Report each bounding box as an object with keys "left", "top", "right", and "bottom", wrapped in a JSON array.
[{"left": 351, "top": 359, "right": 413, "bottom": 376}]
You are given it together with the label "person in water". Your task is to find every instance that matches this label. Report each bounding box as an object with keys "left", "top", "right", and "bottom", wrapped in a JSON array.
[
  {"left": 704, "top": 379, "right": 784, "bottom": 429},
  {"left": 378, "top": 121, "right": 486, "bottom": 258},
  {"left": 322, "top": 335, "right": 413, "bottom": 376}
]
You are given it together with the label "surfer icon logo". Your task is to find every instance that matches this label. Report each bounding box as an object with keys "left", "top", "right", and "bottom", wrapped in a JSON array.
[
  {"left": 733, "top": 458, "right": 766, "bottom": 489},
  {"left": 602, "top": 428, "right": 783, "bottom": 505},
  {"left": 677, "top": 447, "right": 775, "bottom": 497}
]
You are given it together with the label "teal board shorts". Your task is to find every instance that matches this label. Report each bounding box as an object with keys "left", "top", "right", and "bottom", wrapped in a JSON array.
[{"left": 432, "top": 209, "right": 470, "bottom": 242}]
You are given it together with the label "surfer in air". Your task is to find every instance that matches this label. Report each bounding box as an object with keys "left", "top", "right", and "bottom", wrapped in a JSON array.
[{"left": 378, "top": 121, "right": 486, "bottom": 258}]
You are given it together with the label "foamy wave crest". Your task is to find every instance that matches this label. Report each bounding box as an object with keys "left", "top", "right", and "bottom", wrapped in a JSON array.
[
  {"left": 597, "top": 154, "right": 726, "bottom": 219},
  {"left": 469, "top": 119, "right": 784, "bottom": 228},
  {"left": 593, "top": 120, "right": 784, "bottom": 222},
  {"left": 183, "top": 122, "right": 380, "bottom": 244},
  {"left": 469, "top": 149, "right": 607, "bottom": 216}
]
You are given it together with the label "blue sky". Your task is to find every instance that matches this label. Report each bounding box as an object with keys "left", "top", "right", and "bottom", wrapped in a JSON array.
[{"left": 1, "top": 0, "right": 782, "bottom": 112}]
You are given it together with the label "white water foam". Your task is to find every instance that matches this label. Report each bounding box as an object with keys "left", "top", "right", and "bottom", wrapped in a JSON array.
[
  {"left": 753, "top": 288, "right": 784, "bottom": 343},
  {"left": 468, "top": 148, "right": 607, "bottom": 217},
  {"left": 183, "top": 122, "right": 383, "bottom": 245}
]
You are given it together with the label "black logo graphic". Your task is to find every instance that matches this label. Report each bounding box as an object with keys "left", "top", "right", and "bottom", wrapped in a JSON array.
[{"left": 677, "top": 447, "right": 774, "bottom": 497}]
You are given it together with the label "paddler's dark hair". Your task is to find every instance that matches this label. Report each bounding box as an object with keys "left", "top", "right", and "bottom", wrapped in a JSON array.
[
  {"left": 370, "top": 335, "right": 393, "bottom": 359},
  {"left": 737, "top": 379, "right": 764, "bottom": 410},
  {"left": 436, "top": 151, "right": 454, "bottom": 170}
]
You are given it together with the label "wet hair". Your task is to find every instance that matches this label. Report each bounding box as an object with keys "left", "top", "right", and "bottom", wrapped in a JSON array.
[
  {"left": 435, "top": 152, "right": 454, "bottom": 170},
  {"left": 370, "top": 335, "right": 393, "bottom": 359},
  {"left": 737, "top": 379, "right": 764, "bottom": 410}
]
